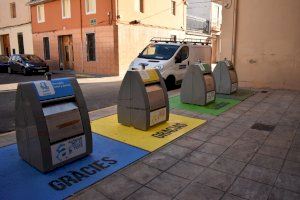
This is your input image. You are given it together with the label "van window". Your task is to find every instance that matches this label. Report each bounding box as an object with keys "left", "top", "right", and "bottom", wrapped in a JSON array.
[
  {"left": 138, "top": 44, "right": 180, "bottom": 60},
  {"left": 176, "top": 46, "right": 189, "bottom": 61}
]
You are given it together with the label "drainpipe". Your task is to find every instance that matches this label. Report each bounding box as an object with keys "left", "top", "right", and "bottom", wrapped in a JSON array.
[
  {"left": 116, "top": 0, "right": 119, "bottom": 20},
  {"left": 80, "top": 0, "right": 84, "bottom": 73},
  {"left": 231, "top": 0, "right": 238, "bottom": 65}
]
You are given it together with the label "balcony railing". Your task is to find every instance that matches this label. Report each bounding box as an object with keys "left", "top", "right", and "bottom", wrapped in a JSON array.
[{"left": 186, "top": 15, "right": 210, "bottom": 34}]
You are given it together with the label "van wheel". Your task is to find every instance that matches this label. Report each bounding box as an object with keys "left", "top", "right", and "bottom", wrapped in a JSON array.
[
  {"left": 8, "top": 67, "right": 13, "bottom": 74},
  {"left": 165, "top": 76, "right": 175, "bottom": 90}
]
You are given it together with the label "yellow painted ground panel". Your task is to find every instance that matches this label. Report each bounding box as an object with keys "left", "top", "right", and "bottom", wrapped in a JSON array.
[{"left": 91, "top": 114, "right": 206, "bottom": 152}]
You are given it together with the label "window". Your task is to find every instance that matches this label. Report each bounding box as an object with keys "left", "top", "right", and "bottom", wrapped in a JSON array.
[
  {"left": 43, "top": 37, "right": 50, "bottom": 60},
  {"left": 37, "top": 4, "right": 45, "bottom": 23},
  {"left": 86, "top": 33, "right": 96, "bottom": 61},
  {"left": 135, "top": 0, "right": 144, "bottom": 13},
  {"left": 171, "top": 1, "right": 176, "bottom": 15},
  {"left": 10, "top": 2, "right": 16, "bottom": 18},
  {"left": 138, "top": 44, "right": 180, "bottom": 60},
  {"left": 62, "top": 0, "right": 71, "bottom": 19},
  {"left": 175, "top": 46, "right": 189, "bottom": 63},
  {"left": 17, "top": 33, "right": 24, "bottom": 54},
  {"left": 85, "top": 0, "right": 96, "bottom": 15}
]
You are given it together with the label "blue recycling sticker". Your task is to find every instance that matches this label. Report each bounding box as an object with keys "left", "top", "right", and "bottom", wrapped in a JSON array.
[{"left": 33, "top": 78, "right": 74, "bottom": 101}]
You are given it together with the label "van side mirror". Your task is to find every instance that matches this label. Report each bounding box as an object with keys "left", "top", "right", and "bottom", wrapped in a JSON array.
[{"left": 175, "top": 55, "right": 182, "bottom": 63}]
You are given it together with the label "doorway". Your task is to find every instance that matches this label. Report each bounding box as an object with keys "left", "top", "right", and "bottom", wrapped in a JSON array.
[
  {"left": 1, "top": 34, "right": 11, "bottom": 56},
  {"left": 58, "top": 35, "right": 74, "bottom": 70}
]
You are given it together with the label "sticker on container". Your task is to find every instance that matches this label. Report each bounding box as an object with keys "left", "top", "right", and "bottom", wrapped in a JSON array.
[
  {"left": 206, "top": 91, "right": 215, "bottom": 103},
  {"left": 231, "top": 83, "right": 238, "bottom": 92},
  {"left": 139, "top": 70, "right": 150, "bottom": 80},
  {"left": 33, "top": 78, "right": 74, "bottom": 101},
  {"left": 51, "top": 135, "right": 86, "bottom": 165},
  {"left": 34, "top": 81, "right": 55, "bottom": 97},
  {"left": 224, "top": 60, "right": 231, "bottom": 67},
  {"left": 150, "top": 107, "right": 166, "bottom": 126},
  {"left": 139, "top": 69, "right": 159, "bottom": 84}
]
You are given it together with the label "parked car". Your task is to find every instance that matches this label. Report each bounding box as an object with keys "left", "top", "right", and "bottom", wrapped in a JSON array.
[
  {"left": 8, "top": 54, "right": 49, "bottom": 75},
  {"left": 0, "top": 55, "right": 10, "bottom": 72},
  {"left": 129, "top": 38, "right": 212, "bottom": 88}
]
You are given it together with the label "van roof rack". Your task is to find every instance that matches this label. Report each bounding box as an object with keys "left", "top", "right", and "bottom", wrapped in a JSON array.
[{"left": 150, "top": 37, "right": 210, "bottom": 45}]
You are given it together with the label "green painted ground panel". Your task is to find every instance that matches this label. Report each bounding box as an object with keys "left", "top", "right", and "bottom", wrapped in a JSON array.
[
  {"left": 169, "top": 95, "right": 240, "bottom": 116},
  {"left": 216, "top": 89, "right": 255, "bottom": 101}
]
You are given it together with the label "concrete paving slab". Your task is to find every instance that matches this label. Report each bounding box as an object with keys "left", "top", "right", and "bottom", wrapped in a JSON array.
[
  {"left": 173, "top": 136, "right": 204, "bottom": 150},
  {"left": 229, "top": 177, "right": 272, "bottom": 200},
  {"left": 93, "top": 174, "right": 142, "bottom": 200},
  {"left": 282, "top": 160, "right": 300, "bottom": 177},
  {"left": 142, "top": 152, "right": 178, "bottom": 171},
  {"left": 250, "top": 153, "right": 284, "bottom": 171},
  {"left": 240, "top": 164, "right": 278, "bottom": 185},
  {"left": 188, "top": 130, "right": 216, "bottom": 142},
  {"left": 183, "top": 151, "right": 218, "bottom": 167},
  {"left": 121, "top": 162, "right": 161, "bottom": 185},
  {"left": 159, "top": 144, "right": 192, "bottom": 159},
  {"left": 210, "top": 157, "right": 246, "bottom": 175},
  {"left": 275, "top": 173, "right": 300, "bottom": 193},
  {"left": 195, "top": 168, "right": 236, "bottom": 191},
  {"left": 269, "top": 187, "right": 300, "bottom": 200},
  {"left": 146, "top": 172, "right": 190, "bottom": 197},
  {"left": 69, "top": 188, "right": 109, "bottom": 200},
  {"left": 176, "top": 182, "right": 224, "bottom": 200},
  {"left": 208, "top": 135, "right": 236, "bottom": 147},
  {"left": 258, "top": 145, "right": 289, "bottom": 159},
  {"left": 126, "top": 187, "right": 172, "bottom": 200},
  {"left": 167, "top": 160, "right": 205, "bottom": 180},
  {"left": 197, "top": 142, "right": 228, "bottom": 156}
]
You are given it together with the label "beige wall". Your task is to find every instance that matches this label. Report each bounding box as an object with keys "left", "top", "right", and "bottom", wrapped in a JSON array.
[
  {"left": 117, "top": 0, "right": 186, "bottom": 30},
  {"left": 0, "top": 0, "right": 33, "bottom": 55},
  {"left": 0, "top": 0, "right": 31, "bottom": 27},
  {"left": 220, "top": 0, "right": 300, "bottom": 90}
]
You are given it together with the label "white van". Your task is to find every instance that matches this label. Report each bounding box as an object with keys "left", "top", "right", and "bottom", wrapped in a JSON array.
[{"left": 129, "top": 38, "right": 212, "bottom": 88}]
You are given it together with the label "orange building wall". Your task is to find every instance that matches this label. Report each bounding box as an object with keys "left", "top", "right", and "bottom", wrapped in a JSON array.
[
  {"left": 31, "top": 0, "right": 118, "bottom": 75},
  {"left": 31, "top": 0, "right": 114, "bottom": 33}
]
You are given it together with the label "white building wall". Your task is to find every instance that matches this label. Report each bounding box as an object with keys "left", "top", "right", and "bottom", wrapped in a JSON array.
[
  {"left": 0, "top": 23, "right": 34, "bottom": 55},
  {"left": 0, "top": 0, "right": 33, "bottom": 55}
]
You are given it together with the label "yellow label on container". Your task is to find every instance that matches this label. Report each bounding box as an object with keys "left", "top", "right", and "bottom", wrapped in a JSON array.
[
  {"left": 139, "top": 69, "right": 160, "bottom": 84},
  {"left": 91, "top": 114, "right": 206, "bottom": 152}
]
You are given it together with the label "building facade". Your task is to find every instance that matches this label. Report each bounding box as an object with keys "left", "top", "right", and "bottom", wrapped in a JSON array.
[
  {"left": 220, "top": 0, "right": 300, "bottom": 90},
  {"left": 29, "top": 0, "right": 196, "bottom": 76},
  {"left": 0, "top": 0, "right": 34, "bottom": 56},
  {"left": 187, "top": 0, "right": 222, "bottom": 62}
]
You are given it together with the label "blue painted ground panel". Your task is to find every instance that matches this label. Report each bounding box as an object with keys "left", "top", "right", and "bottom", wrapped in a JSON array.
[{"left": 0, "top": 134, "right": 149, "bottom": 200}]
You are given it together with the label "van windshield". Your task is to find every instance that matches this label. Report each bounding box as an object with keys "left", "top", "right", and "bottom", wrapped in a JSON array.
[{"left": 138, "top": 44, "right": 180, "bottom": 60}]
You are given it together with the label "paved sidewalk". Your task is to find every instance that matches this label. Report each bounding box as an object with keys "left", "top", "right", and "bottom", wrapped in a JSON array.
[{"left": 1, "top": 89, "right": 299, "bottom": 200}]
